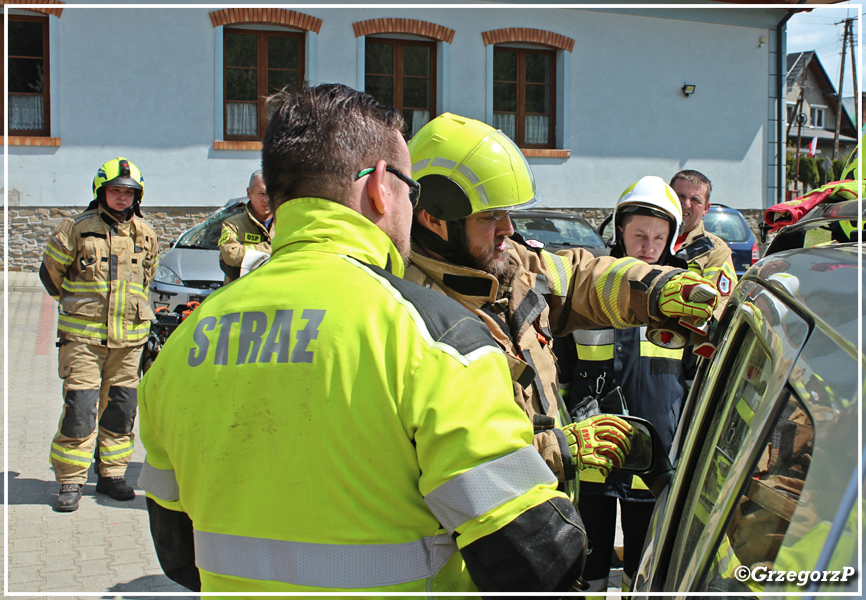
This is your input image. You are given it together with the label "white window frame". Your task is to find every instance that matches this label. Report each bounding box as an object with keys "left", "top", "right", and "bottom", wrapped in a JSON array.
[{"left": 810, "top": 105, "right": 826, "bottom": 129}]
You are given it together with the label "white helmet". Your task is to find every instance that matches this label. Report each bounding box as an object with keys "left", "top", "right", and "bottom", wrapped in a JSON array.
[{"left": 612, "top": 176, "right": 683, "bottom": 256}]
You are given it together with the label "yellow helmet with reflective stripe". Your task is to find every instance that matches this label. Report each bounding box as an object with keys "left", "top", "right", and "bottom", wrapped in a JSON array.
[
  {"left": 408, "top": 113, "right": 539, "bottom": 221},
  {"left": 613, "top": 176, "right": 683, "bottom": 255},
  {"left": 92, "top": 157, "right": 145, "bottom": 202}
]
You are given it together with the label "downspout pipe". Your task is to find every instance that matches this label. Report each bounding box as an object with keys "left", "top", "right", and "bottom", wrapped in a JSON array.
[{"left": 776, "top": 5, "right": 806, "bottom": 206}]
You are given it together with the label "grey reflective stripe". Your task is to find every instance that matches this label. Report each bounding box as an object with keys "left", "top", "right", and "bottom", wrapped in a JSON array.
[
  {"left": 456, "top": 163, "right": 489, "bottom": 207},
  {"left": 194, "top": 530, "right": 458, "bottom": 588},
  {"left": 431, "top": 157, "right": 457, "bottom": 170},
  {"left": 137, "top": 459, "right": 180, "bottom": 502},
  {"left": 572, "top": 329, "right": 615, "bottom": 346},
  {"left": 411, "top": 158, "right": 431, "bottom": 174},
  {"left": 424, "top": 446, "right": 556, "bottom": 533},
  {"left": 639, "top": 325, "right": 648, "bottom": 340}
]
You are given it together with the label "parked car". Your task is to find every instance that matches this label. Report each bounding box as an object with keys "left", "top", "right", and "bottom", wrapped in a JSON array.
[
  {"left": 149, "top": 198, "right": 245, "bottom": 311},
  {"left": 598, "top": 204, "right": 759, "bottom": 276},
  {"left": 702, "top": 204, "right": 760, "bottom": 277},
  {"left": 510, "top": 209, "right": 607, "bottom": 256},
  {"left": 624, "top": 198, "right": 863, "bottom": 597}
]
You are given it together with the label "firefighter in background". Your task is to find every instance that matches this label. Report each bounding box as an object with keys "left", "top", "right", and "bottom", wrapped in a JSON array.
[
  {"left": 218, "top": 169, "right": 273, "bottom": 284},
  {"left": 669, "top": 169, "right": 737, "bottom": 317},
  {"left": 557, "top": 176, "right": 694, "bottom": 594},
  {"left": 405, "top": 114, "right": 719, "bottom": 501},
  {"left": 40, "top": 157, "right": 159, "bottom": 512}
]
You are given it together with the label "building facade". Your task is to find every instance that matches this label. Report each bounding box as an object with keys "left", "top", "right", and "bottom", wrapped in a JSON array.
[{"left": 5, "top": 2, "right": 792, "bottom": 269}]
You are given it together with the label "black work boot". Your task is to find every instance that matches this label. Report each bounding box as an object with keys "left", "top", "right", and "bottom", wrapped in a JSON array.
[
  {"left": 55, "top": 483, "right": 83, "bottom": 512},
  {"left": 96, "top": 476, "right": 135, "bottom": 501}
]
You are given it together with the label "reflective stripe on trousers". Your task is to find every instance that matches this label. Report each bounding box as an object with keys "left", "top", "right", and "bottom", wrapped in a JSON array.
[{"left": 194, "top": 529, "right": 458, "bottom": 588}]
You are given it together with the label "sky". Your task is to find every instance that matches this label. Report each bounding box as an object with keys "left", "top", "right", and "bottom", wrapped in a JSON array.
[{"left": 786, "top": 3, "right": 861, "bottom": 101}]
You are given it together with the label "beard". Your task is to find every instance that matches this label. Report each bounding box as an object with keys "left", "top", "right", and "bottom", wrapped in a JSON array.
[{"left": 469, "top": 234, "right": 510, "bottom": 278}]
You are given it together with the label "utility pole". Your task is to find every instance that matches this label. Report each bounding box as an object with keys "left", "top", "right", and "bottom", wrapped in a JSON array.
[
  {"left": 833, "top": 18, "right": 854, "bottom": 159},
  {"left": 848, "top": 22, "right": 859, "bottom": 124}
]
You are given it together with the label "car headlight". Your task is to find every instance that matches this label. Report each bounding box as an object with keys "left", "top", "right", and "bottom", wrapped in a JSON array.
[{"left": 154, "top": 264, "right": 183, "bottom": 286}]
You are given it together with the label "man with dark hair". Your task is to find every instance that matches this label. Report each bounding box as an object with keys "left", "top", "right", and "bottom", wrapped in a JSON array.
[
  {"left": 138, "top": 83, "right": 611, "bottom": 594},
  {"left": 669, "top": 169, "right": 737, "bottom": 316},
  {"left": 218, "top": 169, "right": 273, "bottom": 283}
]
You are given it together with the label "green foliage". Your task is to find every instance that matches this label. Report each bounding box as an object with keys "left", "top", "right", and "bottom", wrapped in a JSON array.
[
  {"left": 798, "top": 156, "right": 819, "bottom": 188},
  {"left": 832, "top": 159, "right": 847, "bottom": 181}
]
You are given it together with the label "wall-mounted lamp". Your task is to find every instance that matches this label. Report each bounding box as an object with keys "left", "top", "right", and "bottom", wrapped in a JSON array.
[
  {"left": 682, "top": 84, "right": 696, "bottom": 97},
  {"left": 758, "top": 36, "right": 766, "bottom": 47}
]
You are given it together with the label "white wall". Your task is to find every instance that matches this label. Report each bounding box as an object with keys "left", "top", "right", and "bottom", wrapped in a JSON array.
[{"left": 7, "top": 5, "right": 783, "bottom": 211}]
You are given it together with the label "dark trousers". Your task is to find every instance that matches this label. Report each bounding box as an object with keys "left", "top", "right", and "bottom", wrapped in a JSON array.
[{"left": 579, "top": 494, "right": 656, "bottom": 581}]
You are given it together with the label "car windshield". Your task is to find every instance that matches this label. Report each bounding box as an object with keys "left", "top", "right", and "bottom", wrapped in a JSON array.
[
  {"left": 511, "top": 214, "right": 605, "bottom": 248},
  {"left": 175, "top": 204, "right": 245, "bottom": 249},
  {"left": 703, "top": 210, "right": 752, "bottom": 243}
]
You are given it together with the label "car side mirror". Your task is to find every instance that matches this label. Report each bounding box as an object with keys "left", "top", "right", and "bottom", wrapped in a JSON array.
[{"left": 613, "top": 415, "right": 674, "bottom": 498}]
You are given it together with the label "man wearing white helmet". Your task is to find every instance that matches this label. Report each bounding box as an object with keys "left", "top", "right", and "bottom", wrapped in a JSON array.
[
  {"left": 405, "top": 114, "right": 719, "bottom": 550},
  {"left": 557, "top": 176, "right": 695, "bottom": 594}
]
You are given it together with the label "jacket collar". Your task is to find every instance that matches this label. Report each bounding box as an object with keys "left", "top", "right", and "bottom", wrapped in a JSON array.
[
  {"left": 245, "top": 202, "right": 273, "bottom": 235},
  {"left": 408, "top": 242, "right": 504, "bottom": 308},
  {"left": 272, "top": 198, "right": 405, "bottom": 277}
]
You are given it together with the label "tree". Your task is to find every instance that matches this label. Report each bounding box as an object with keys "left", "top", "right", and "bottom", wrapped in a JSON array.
[{"left": 798, "top": 156, "right": 819, "bottom": 189}]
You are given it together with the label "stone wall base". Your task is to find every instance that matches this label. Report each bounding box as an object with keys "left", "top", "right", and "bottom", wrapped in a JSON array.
[{"left": 1, "top": 206, "right": 767, "bottom": 272}]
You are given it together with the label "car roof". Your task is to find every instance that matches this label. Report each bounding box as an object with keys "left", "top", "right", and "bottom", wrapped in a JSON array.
[{"left": 510, "top": 209, "right": 592, "bottom": 222}]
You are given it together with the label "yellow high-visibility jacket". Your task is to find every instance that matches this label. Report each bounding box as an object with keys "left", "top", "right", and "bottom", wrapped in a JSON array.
[
  {"left": 40, "top": 205, "right": 158, "bottom": 348},
  {"left": 138, "top": 198, "right": 587, "bottom": 594}
]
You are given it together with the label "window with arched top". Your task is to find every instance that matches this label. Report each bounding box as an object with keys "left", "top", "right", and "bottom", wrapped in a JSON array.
[
  {"left": 354, "top": 19, "right": 454, "bottom": 137},
  {"left": 483, "top": 28, "right": 574, "bottom": 152}
]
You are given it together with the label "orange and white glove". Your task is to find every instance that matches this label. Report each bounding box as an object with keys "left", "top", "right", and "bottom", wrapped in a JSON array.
[
  {"left": 658, "top": 271, "right": 719, "bottom": 326},
  {"left": 562, "top": 415, "right": 634, "bottom": 477}
]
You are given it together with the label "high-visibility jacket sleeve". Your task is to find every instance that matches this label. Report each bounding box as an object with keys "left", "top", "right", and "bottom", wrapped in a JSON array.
[
  {"left": 218, "top": 220, "right": 246, "bottom": 268},
  {"left": 514, "top": 244, "right": 680, "bottom": 335},
  {"left": 40, "top": 218, "right": 77, "bottom": 301}
]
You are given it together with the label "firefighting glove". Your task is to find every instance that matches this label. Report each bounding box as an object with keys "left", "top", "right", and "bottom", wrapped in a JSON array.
[
  {"left": 658, "top": 271, "right": 719, "bottom": 326},
  {"left": 562, "top": 415, "right": 634, "bottom": 477}
]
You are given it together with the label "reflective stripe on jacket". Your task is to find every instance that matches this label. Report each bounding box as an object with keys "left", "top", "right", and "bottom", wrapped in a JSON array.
[
  {"left": 139, "top": 198, "right": 575, "bottom": 593},
  {"left": 675, "top": 221, "right": 738, "bottom": 319},
  {"left": 40, "top": 205, "right": 158, "bottom": 348}
]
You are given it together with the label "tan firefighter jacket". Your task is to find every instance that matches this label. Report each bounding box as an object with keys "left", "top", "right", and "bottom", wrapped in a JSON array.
[
  {"left": 40, "top": 205, "right": 159, "bottom": 348},
  {"left": 218, "top": 202, "right": 273, "bottom": 283},
  {"left": 675, "top": 220, "right": 738, "bottom": 318},
  {"left": 405, "top": 237, "right": 686, "bottom": 487}
]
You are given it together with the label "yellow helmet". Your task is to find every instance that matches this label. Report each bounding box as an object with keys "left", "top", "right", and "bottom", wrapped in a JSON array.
[
  {"left": 408, "top": 113, "right": 539, "bottom": 221},
  {"left": 92, "top": 157, "right": 145, "bottom": 202},
  {"left": 613, "top": 176, "right": 683, "bottom": 256}
]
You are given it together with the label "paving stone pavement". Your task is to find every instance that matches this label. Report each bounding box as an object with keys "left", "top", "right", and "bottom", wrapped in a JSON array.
[{"left": 4, "top": 271, "right": 195, "bottom": 598}]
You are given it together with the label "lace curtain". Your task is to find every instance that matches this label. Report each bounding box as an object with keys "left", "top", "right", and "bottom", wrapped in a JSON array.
[
  {"left": 226, "top": 102, "right": 257, "bottom": 136},
  {"left": 10, "top": 96, "right": 44, "bottom": 131},
  {"left": 492, "top": 114, "right": 549, "bottom": 145}
]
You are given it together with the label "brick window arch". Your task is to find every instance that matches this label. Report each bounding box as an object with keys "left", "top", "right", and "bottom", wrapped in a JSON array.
[
  {"left": 483, "top": 28, "right": 574, "bottom": 152},
  {"left": 211, "top": 9, "right": 321, "bottom": 143},
  {"left": 354, "top": 19, "right": 454, "bottom": 136}
]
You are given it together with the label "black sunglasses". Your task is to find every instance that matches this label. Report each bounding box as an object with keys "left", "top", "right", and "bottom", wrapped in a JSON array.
[{"left": 356, "top": 166, "right": 421, "bottom": 209}]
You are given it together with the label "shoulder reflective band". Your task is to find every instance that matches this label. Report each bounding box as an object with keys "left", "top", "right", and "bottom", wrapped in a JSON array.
[
  {"left": 541, "top": 251, "right": 570, "bottom": 296},
  {"left": 573, "top": 328, "right": 615, "bottom": 361},
  {"left": 138, "top": 459, "right": 180, "bottom": 502},
  {"left": 594, "top": 258, "right": 640, "bottom": 329},
  {"left": 194, "top": 529, "right": 457, "bottom": 588},
  {"left": 424, "top": 446, "right": 557, "bottom": 533}
]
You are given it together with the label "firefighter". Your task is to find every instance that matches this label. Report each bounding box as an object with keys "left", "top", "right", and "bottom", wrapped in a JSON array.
[
  {"left": 557, "top": 176, "right": 694, "bottom": 594},
  {"left": 405, "top": 114, "right": 719, "bottom": 500},
  {"left": 669, "top": 169, "right": 737, "bottom": 316},
  {"left": 218, "top": 169, "right": 273, "bottom": 284},
  {"left": 40, "top": 157, "right": 159, "bottom": 512},
  {"left": 137, "top": 83, "right": 633, "bottom": 593}
]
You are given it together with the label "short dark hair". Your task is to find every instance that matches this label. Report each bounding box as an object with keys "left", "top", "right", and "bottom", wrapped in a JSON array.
[
  {"left": 262, "top": 83, "right": 405, "bottom": 212},
  {"left": 669, "top": 169, "right": 712, "bottom": 202}
]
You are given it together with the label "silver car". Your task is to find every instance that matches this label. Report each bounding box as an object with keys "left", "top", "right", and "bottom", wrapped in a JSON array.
[{"left": 149, "top": 199, "right": 245, "bottom": 311}]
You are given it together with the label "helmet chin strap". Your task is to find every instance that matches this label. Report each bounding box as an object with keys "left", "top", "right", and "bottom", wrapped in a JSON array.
[
  {"left": 412, "top": 218, "right": 480, "bottom": 270},
  {"left": 97, "top": 193, "right": 135, "bottom": 222}
]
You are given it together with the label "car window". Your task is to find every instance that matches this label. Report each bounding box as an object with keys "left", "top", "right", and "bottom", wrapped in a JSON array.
[
  {"left": 176, "top": 204, "right": 244, "bottom": 249},
  {"left": 669, "top": 326, "right": 776, "bottom": 584},
  {"left": 703, "top": 210, "right": 752, "bottom": 243},
  {"left": 700, "top": 389, "right": 813, "bottom": 594},
  {"left": 511, "top": 215, "right": 605, "bottom": 248}
]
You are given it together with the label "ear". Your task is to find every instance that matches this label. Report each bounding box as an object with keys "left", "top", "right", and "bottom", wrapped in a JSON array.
[
  {"left": 415, "top": 208, "right": 449, "bottom": 241},
  {"left": 702, "top": 202, "right": 711, "bottom": 217},
  {"left": 364, "top": 160, "right": 390, "bottom": 216}
]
